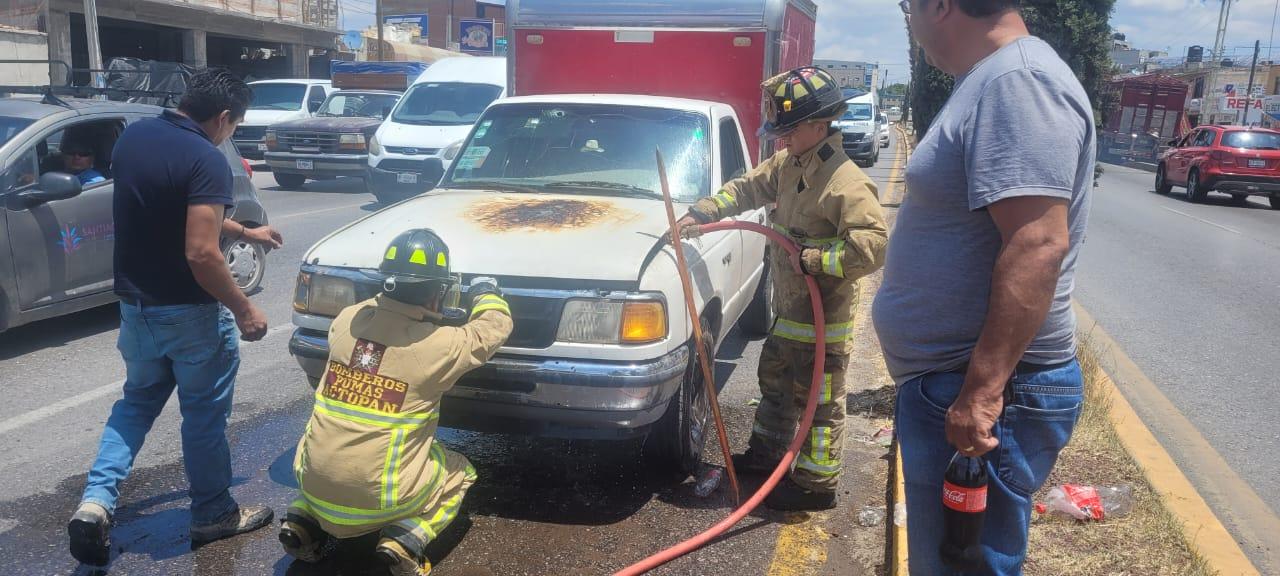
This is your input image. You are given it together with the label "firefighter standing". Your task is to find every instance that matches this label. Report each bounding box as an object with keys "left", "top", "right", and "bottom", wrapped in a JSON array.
[
  {"left": 279, "top": 229, "right": 512, "bottom": 575},
  {"left": 677, "top": 66, "right": 888, "bottom": 511}
]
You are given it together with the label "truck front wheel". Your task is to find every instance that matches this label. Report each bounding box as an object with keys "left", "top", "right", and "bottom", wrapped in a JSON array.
[{"left": 644, "top": 318, "right": 714, "bottom": 477}]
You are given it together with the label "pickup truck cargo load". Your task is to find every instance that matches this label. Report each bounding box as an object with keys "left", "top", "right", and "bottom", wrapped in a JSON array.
[
  {"left": 506, "top": 0, "right": 817, "bottom": 163},
  {"left": 330, "top": 60, "right": 429, "bottom": 92}
]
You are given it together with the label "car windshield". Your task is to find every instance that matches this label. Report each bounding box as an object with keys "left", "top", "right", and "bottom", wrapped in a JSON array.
[
  {"left": 249, "top": 84, "right": 307, "bottom": 111},
  {"left": 0, "top": 116, "right": 34, "bottom": 147},
  {"left": 442, "top": 103, "right": 711, "bottom": 202},
  {"left": 391, "top": 82, "right": 503, "bottom": 126},
  {"left": 318, "top": 92, "right": 400, "bottom": 118},
  {"left": 842, "top": 103, "right": 873, "bottom": 121},
  {"left": 1223, "top": 131, "right": 1280, "bottom": 150}
]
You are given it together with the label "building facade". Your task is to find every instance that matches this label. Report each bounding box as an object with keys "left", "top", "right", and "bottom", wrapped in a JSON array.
[{"left": 814, "top": 59, "right": 878, "bottom": 91}]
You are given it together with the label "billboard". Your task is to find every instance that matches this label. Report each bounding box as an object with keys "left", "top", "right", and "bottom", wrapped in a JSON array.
[
  {"left": 384, "top": 14, "right": 429, "bottom": 45},
  {"left": 459, "top": 18, "right": 496, "bottom": 55}
]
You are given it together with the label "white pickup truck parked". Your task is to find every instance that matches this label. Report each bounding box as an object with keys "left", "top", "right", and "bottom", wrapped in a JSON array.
[{"left": 289, "top": 94, "right": 773, "bottom": 473}]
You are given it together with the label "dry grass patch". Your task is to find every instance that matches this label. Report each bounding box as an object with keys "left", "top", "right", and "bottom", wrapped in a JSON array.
[{"left": 1024, "top": 342, "right": 1215, "bottom": 576}]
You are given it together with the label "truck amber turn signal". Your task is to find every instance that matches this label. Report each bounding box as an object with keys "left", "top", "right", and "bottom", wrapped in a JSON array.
[{"left": 620, "top": 301, "right": 666, "bottom": 344}]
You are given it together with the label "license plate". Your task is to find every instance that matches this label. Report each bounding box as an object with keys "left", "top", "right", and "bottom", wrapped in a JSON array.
[
  {"left": 296, "top": 159, "right": 313, "bottom": 170},
  {"left": 397, "top": 173, "right": 418, "bottom": 184},
  {"left": 1248, "top": 159, "right": 1266, "bottom": 168},
  {"left": 257, "top": 143, "right": 268, "bottom": 151}
]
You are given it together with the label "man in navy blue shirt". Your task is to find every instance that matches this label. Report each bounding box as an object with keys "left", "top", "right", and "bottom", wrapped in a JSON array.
[{"left": 68, "top": 68, "right": 276, "bottom": 567}]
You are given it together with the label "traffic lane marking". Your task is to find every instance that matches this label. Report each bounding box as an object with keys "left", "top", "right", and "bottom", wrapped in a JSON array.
[
  {"left": 1076, "top": 303, "right": 1275, "bottom": 574},
  {"left": 0, "top": 323, "right": 294, "bottom": 438},
  {"left": 271, "top": 201, "right": 370, "bottom": 222},
  {"left": 1160, "top": 206, "right": 1242, "bottom": 235}
]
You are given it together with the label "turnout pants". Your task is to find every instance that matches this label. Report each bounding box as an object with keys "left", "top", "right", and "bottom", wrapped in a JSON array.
[
  {"left": 747, "top": 337, "right": 849, "bottom": 492},
  {"left": 288, "top": 446, "right": 477, "bottom": 554}
]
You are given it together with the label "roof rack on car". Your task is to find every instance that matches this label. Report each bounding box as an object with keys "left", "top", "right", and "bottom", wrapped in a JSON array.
[{"left": 0, "top": 59, "right": 187, "bottom": 108}]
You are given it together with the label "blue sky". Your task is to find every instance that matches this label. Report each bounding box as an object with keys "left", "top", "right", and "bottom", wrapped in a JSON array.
[
  {"left": 338, "top": 0, "right": 1280, "bottom": 86},
  {"left": 817, "top": 0, "right": 1280, "bottom": 86}
]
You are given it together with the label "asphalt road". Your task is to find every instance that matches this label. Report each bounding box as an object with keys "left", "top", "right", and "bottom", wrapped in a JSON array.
[
  {"left": 0, "top": 134, "right": 905, "bottom": 576},
  {"left": 1074, "top": 163, "right": 1280, "bottom": 567}
]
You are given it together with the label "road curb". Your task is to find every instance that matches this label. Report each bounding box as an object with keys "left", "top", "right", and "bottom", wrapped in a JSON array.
[
  {"left": 1076, "top": 304, "right": 1268, "bottom": 575},
  {"left": 1085, "top": 356, "right": 1260, "bottom": 575}
]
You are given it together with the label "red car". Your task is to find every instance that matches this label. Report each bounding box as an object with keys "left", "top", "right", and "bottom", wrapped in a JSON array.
[{"left": 1156, "top": 125, "right": 1280, "bottom": 209}]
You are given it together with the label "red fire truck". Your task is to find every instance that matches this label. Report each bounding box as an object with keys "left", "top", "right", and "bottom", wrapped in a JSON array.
[{"left": 505, "top": 0, "right": 818, "bottom": 163}]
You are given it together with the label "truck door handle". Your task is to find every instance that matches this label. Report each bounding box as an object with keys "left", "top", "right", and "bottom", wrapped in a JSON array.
[{"left": 723, "top": 253, "right": 732, "bottom": 265}]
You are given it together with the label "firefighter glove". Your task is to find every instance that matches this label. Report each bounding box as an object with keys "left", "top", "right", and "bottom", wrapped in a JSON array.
[{"left": 468, "top": 276, "right": 501, "bottom": 300}]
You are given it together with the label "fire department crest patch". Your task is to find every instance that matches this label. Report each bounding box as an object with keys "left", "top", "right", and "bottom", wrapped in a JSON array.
[{"left": 350, "top": 339, "right": 385, "bottom": 374}]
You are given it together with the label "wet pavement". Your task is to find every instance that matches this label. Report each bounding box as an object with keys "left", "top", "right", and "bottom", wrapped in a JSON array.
[{"left": 0, "top": 134, "right": 907, "bottom": 575}]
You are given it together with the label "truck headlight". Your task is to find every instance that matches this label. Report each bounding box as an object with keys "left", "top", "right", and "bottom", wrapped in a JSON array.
[
  {"left": 557, "top": 299, "right": 666, "bottom": 345},
  {"left": 264, "top": 130, "right": 278, "bottom": 150},
  {"left": 368, "top": 134, "right": 382, "bottom": 156},
  {"left": 443, "top": 139, "right": 464, "bottom": 161},
  {"left": 294, "top": 271, "right": 357, "bottom": 317},
  {"left": 339, "top": 133, "right": 367, "bottom": 151}
]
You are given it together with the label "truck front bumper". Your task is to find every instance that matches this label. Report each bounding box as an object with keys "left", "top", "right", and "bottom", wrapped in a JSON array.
[
  {"left": 367, "top": 157, "right": 446, "bottom": 194},
  {"left": 843, "top": 139, "right": 875, "bottom": 160},
  {"left": 265, "top": 151, "right": 369, "bottom": 178},
  {"left": 290, "top": 328, "right": 689, "bottom": 440},
  {"left": 234, "top": 139, "right": 267, "bottom": 160}
]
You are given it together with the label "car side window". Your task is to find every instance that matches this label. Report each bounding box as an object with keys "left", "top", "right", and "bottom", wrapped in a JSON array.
[
  {"left": 308, "top": 87, "right": 327, "bottom": 113},
  {"left": 1194, "top": 130, "right": 1215, "bottom": 147},
  {"left": 4, "top": 146, "right": 39, "bottom": 192},
  {"left": 718, "top": 118, "right": 746, "bottom": 185},
  {"left": 27, "top": 119, "right": 125, "bottom": 189}
]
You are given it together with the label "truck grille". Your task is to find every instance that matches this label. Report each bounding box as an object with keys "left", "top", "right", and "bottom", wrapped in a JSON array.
[
  {"left": 277, "top": 131, "right": 340, "bottom": 153},
  {"left": 234, "top": 125, "right": 267, "bottom": 141},
  {"left": 843, "top": 132, "right": 866, "bottom": 143},
  {"left": 385, "top": 146, "right": 440, "bottom": 156}
]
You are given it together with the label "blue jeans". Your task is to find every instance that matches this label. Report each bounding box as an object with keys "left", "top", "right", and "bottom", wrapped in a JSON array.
[
  {"left": 895, "top": 361, "right": 1083, "bottom": 576},
  {"left": 81, "top": 301, "right": 241, "bottom": 524}
]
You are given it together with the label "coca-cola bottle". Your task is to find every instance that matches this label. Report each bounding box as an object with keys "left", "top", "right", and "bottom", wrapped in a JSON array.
[{"left": 941, "top": 452, "right": 987, "bottom": 571}]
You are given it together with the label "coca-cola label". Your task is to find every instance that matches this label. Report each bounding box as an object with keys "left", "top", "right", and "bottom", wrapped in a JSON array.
[
  {"left": 1062, "top": 484, "right": 1104, "bottom": 520},
  {"left": 943, "top": 481, "right": 987, "bottom": 513}
]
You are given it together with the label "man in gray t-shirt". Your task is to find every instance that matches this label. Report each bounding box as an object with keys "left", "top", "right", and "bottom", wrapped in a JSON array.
[{"left": 875, "top": 1, "right": 1094, "bottom": 574}]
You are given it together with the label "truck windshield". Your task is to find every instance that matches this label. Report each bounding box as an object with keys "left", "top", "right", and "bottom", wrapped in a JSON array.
[
  {"left": 442, "top": 103, "right": 711, "bottom": 202},
  {"left": 250, "top": 84, "right": 307, "bottom": 111},
  {"left": 1223, "top": 131, "right": 1280, "bottom": 150},
  {"left": 0, "top": 117, "right": 34, "bottom": 147},
  {"left": 391, "top": 82, "right": 503, "bottom": 126},
  {"left": 842, "top": 104, "right": 873, "bottom": 121},
  {"left": 318, "top": 92, "right": 400, "bottom": 118}
]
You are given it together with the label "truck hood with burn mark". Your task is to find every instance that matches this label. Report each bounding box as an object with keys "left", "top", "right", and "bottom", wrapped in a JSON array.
[{"left": 306, "top": 188, "right": 683, "bottom": 281}]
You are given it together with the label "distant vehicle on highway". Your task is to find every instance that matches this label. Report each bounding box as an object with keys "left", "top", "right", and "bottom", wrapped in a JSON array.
[
  {"left": 0, "top": 96, "right": 270, "bottom": 333},
  {"left": 837, "top": 92, "right": 879, "bottom": 167},
  {"left": 233, "top": 79, "right": 333, "bottom": 160},
  {"left": 263, "top": 89, "right": 402, "bottom": 189},
  {"left": 877, "top": 112, "right": 891, "bottom": 148},
  {"left": 1156, "top": 125, "right": 1280, "bottom": 209},
  {"left": 890, "top": 105, "right": 901, "bottom": 115}
]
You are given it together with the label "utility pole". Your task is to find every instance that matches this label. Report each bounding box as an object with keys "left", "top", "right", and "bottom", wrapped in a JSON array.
[
  {"left": 1209, "top": 0, "right": 1234, "bottom": 125},
  {"left": 375, "top": 0, "right": 384, "bottom": 61},
  {"left": 83, "top": 0, "right": 104, "bottom": 87},
  {"left": 1241, "top": 39, "right": 1261, "bottom": 125}
]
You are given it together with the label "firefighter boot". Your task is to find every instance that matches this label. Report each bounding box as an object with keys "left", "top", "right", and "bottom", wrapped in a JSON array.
[
  {"left": 375, "top": 537, "right": 432, "bottom": 576},
  {"left": 764, "top": 476, "right": 837, "bottom": 512},
  {"left": 730, "top": 448, "right": 781, "bottom": 475},
  {"left": 278, "top": 512, "right": 327, "bottom": 563},
  {"left": 67, "top": 502, "right": 111, "bottom": 567}
]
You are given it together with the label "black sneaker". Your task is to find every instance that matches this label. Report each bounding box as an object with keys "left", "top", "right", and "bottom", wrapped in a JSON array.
[
  {"left": 764, "top": 477, "right": 837, "bottom": 511},
  {"left": 67, "top": 502, "right": 111, "bottom": 567},
  {"left": 730, "top": 450, "right": 780, "bottom": 475},
  {"left": 190, "top": 504, "right": 274, "bottom": 544}
]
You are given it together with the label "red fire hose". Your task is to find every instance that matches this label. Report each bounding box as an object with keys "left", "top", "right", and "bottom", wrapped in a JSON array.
[{"left": 614, "top": 220, "right": 826, "bottom": 576}]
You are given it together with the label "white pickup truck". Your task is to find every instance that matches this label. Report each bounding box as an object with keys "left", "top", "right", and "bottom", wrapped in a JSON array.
[{"left": 289, "top": 94, "right": 773, "bottom": 472}]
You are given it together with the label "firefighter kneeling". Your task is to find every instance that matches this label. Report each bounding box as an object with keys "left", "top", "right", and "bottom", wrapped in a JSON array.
[{"left": 280, "top": 229, "right": 512, "bottom": 575}]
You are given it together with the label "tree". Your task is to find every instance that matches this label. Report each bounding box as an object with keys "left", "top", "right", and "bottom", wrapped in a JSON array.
[
  {"left": 908, "top": 0, "right": 1116, "bottom": 141},
  {"left": 885, "top": 83, "right": 909, "bottom": 96}
]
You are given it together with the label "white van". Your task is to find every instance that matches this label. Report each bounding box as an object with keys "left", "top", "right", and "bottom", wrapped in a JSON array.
[
  {"left": 836, "top": 91, "right": 879, "bottom": 167},
  {"left": 365, "top": 57, "right": 507, "bottom": 204},
  {"left": 233, "top": 79, "right": 333, "bottom": 160}
]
